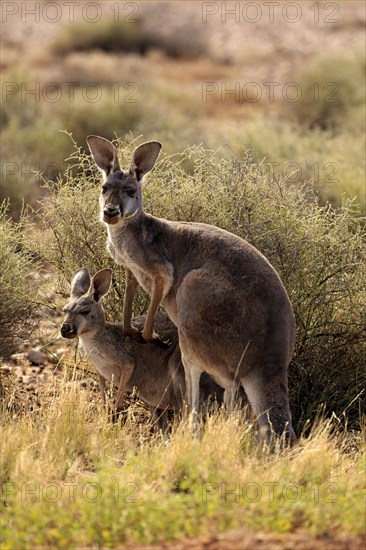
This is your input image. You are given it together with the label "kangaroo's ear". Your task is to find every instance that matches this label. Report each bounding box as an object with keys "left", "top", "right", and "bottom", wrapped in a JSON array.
[
  {"left": 71, "top": 268, "right": 91, "bottom": 299},
  {"left": 87, "top": 135, "right": 120, "bottom": 179},
  {"left": 130, "top": 141, "right": 162, "bottom": 181},
  {"left": 90, "top": 269, "right": 112, "bottom": 302}
]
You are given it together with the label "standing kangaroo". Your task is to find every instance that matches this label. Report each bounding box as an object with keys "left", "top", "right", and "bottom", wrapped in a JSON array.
[
  {"left": 87, "top": 136, "right": 297, "bottom": 442},
  {"left": 61, "top": 268, "right": 224, "bottom": 420}
]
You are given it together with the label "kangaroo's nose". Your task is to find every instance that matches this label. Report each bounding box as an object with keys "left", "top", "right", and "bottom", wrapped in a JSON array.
[
  {"left": 104, "top": 205, "right": 120, "bottom": 217},
  {"left": 61, "top": 324, "right": 76, "bottom": 338}
]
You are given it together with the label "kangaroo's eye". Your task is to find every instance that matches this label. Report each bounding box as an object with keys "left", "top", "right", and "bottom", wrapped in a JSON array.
[
  {"left": 101, "top": 186, "right": 108, "bottom": 194},
  {"left": 127, "top": 190, "right": 136, "bottom": 198},
  {"left": 79, "top": 309, "right": 91, "bottom": 315}
]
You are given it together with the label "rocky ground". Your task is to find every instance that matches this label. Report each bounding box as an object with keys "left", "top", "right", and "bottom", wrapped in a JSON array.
[{"left": 0, "top": 316, "right": 92, "bottom": 412}]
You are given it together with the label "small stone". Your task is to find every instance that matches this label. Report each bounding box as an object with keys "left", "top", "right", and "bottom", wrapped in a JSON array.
[{"left": 22, "top": 342, "right": 46, "bottom": 366}]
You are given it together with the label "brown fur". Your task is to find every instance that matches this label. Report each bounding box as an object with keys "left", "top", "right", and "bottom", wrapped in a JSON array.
[{"left": 87, "top": 136, "right": 297, "bottom": 442}]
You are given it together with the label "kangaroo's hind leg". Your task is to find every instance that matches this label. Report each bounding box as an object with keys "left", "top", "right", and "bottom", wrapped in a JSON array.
[
  {"left": 241, "top": 368, "right": 296, "bottom": 444},
  {"left": 180, "top": 347, "right": 203, "bottom": 416}
]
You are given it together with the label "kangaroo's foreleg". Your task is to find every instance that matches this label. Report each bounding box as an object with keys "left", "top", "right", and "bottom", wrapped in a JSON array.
[
  {"left": 142, "top": 274, "right": 169, "bottom": 344},
  {"left": 112, "top": 364, "right": 134, "bottom": 422},
  {"left": 98, "top": 373, "right": 107, "bottom": 405}
]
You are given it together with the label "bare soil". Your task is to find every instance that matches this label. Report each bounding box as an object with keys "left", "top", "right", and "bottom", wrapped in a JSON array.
[{"left": 122, "top": 530, "right": 366, "bottom": 550}]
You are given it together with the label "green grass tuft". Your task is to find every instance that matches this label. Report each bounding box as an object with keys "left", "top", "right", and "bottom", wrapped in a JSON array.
[{"left": 0, "top": 203, "right": 43, "bottom": 358}]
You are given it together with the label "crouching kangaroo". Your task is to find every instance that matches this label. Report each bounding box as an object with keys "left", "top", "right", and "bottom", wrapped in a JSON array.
[
  {"left": 86, "top": 136, "right": 297, "bottom": 443},
  {"left": 60, "top": 268, "right": 224, "bottom": 422}
]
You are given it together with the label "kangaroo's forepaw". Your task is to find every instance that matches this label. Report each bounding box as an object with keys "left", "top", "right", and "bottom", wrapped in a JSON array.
[
  {"left": 153, "top": 336, "right": 171, "bottom": 349},
  {"left": 124, "top": 326, "right": 145, "bottom": 343},
  {"left": 143, "top": 332, "right": 170, "bottom": 348},
  {"left": 110, "top": 408, "right": 126, "bottom": 424}
]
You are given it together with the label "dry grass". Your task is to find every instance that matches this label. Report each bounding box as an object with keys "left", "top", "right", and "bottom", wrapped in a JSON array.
[{"left": 1, "top": 376, "right": 364, "bottom": 547}]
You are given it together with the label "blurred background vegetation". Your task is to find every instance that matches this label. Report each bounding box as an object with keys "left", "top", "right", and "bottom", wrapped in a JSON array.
[
  {"left": 1, "top": 2, "right": 365, "bottom": 217},
  {"left": 0, "top": 2, "right": 365, "bottom": 429}
]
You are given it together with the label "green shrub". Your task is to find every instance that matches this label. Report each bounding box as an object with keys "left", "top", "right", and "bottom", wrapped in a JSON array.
[
  {"left": 1, "top": 76, "right": 72, "bottom": 217},
  {"left": 227, "top": 116, "right": 366, "bottom": 213},
  {"left": 52, "top": 18, "right": 207, "bottom": 59},
  {"left": 52, "top": 19, "right": 144, "bottom": 56},
  {"left": 290, "top": 51, "right": 365, "bottom": 130},
  {"left": 0, "top": 203, "right": 42, "bottom": 357},
  {"left": 56, "top": 90, "right": 144, "bottom": 146},
  {"left": 1, "top": 77, "right": 145, "bottom": 217},
  {"left": 27, "top": 140, "right": 366, "bottom": 432}
]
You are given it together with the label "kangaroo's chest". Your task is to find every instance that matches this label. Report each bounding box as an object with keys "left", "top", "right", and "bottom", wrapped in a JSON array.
[
  {"left": 126, "top": 260, "right": 154, "bottom": 295},
  {"left": 80, "top": 340, "right": 122, "bottom": 386},
  {"left": 107, "top": 236, "right": 155, "bottom": 295},
  {"left": 117, "top": 248, "right": 153, "bottom": 294}
]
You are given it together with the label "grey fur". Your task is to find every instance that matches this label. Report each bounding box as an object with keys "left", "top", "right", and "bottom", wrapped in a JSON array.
[{"left": 87, "top": 136, "right": 297, "bottom": 442}]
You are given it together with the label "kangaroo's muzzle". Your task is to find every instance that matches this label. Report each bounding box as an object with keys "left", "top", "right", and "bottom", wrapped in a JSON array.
[
  {"left": 103, "top": 205, "right": 120, "bottom": 224},
  {"left": 60, "top": 324, "right": 77, "bottom": 339}
]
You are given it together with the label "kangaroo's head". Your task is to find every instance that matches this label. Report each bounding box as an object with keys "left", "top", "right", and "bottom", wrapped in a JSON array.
[
  {"left": 61, "top": 268, "right": 112, "bottom": 339},
  {"left": 86, "top": 136, "right": 161, "bottom": 226}
]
